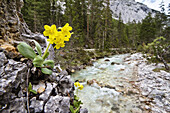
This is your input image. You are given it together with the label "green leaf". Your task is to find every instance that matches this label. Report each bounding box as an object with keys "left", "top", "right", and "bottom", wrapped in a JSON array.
[
  {"left": 43, "top": 51, "right": 49, "bottom": 59},
  {"left": 74, "top": 105, "right": 81, "bottom": 113},
  {"left": 41, "top": 68, "right": 52, "bottom": 75},
  {"left": 74, "top": 95, "right": 79, "bottom": 100},
  {"left": 43, "top": 60, "right": 54, "bottom": 68},
  {"left": 30, "top": 89, "right": 37, "bottom": 94},
  {"left": 33, "top": 40, "right": 42, "bottom": 56},
  {"left": 28, "top": 82, "right": 32, "bottom": 91},
  {"left": 17, "top": 42, "right": 36, "bottom": 59},
  {"left": 33, "top": 55, "right": 44, "bottom": 67},
  {"left": 70, "top": 105, "right": 75, "bottom": 113},
  {"left": 73, "top": 100, "right": 78, "bottom": 108}
]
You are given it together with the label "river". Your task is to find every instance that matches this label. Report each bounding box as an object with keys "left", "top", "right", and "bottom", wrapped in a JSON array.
[{"left": 71, "top": 54, "right": 145, "bottom": 113}]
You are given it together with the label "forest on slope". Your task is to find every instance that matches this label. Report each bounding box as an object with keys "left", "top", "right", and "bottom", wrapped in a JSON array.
[{"left": 21, "top": 0, "right": 169, "bottom": 51}]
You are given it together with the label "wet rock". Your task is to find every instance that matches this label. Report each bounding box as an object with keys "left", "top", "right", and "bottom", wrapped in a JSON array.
[
  {"left": 126, "top": 89, "right": 139, "bottom": 95},
  {"left": 87, "top": 79, "right": 100, "bottom": 86},
  {"left": 111, "top": 62, "right": 120, "bottom": 65},
  {"left": 139, "top": 97, "right": 146, "bottom": 102},
  {"left": 111, "top": 104, "right": 119, "bottom": 111},
  {"left": 130, "top": 108, "right": 142, "bottom": 113},
  {"left": 44, "top": 95, "right": 70, "bottom": 113},
  {"left": 111, "top": 62, "right": 116, "bottom": 65},
  {"left": 105, "top": 59, "right": 110, "bottom": 61}
]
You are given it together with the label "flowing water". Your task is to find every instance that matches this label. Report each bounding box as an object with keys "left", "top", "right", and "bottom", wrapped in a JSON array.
[{"left": 71, "top": 54, "right": 143, "bottom": 113}]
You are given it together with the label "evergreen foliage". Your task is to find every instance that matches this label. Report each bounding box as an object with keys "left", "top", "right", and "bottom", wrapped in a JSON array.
[{"left": 21, "top": 0, "right": 169, "bottom": 50}]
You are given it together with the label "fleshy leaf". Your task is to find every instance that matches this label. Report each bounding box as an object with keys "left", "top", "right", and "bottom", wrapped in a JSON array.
[
  {"left": 33, "top": 55, "right": 44, "bottom": 67},
  {"left": 30, "top": 89, "right": 37, "bottom": 94},
  {"left": 43, "top": 60, "right": 54, "bottom": 68},
  {"left": 70, "top": 105, "right": 74, "bottom": 113},
  {"left": 17, "top": 42, "right": 36, "bottom": 59},
  {"left": 41, "top": 68, "right": 52, "bottom": 75},
  {"left": 33, "top": 40, "right": 42, "bottom": 56},
  {"left": 28, "top": 82, "right": 32, "bottom": 91},
  {"left": 73, "top": 100, "right": 78, "bottom": 108}
]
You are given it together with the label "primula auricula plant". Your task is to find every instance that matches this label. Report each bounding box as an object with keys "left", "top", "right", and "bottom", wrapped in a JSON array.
[
  {"left": 70, "top": 82, "right": 84, "bottom": 113},
  {"left": 74, "top": 82, "right": 84, "bottom": 90},
  {"left": 17, "top": 23, "right": 73, "bottom": 75}
]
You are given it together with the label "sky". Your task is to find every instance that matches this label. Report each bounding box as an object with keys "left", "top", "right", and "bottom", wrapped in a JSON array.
[{"left": 135, "top": 0, "right": 170, "bottom": 14}]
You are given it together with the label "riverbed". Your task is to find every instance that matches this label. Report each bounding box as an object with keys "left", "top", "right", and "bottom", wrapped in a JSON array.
[{"left": 71, "top": 53, "right": 170, "bottom": 113}]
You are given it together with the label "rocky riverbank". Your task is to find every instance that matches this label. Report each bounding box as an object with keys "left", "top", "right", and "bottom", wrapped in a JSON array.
[
  {"left": 70, "top": 52, "right": 169, "bottom": 113},
  {"left": 125, "top": 53, "right": 170, "bottom": 113},
  {"left": 0, "top": 47, "right": 88, "bottom": 113}
]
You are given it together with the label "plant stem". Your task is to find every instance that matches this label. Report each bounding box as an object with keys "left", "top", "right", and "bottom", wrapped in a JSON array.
[
  {"left": 27, "top": 68, "right": 30, "bottom": 113},
  {"left": 76, "top": 89, "right": 78, "bottom": 96},
  {"left": 42, "top": 43, "right": 50, "bottom": 59}
]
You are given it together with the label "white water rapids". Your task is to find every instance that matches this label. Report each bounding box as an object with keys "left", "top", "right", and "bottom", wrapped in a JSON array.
[{"left": 71, "top": 54, "right": 144, "bottom": 113}]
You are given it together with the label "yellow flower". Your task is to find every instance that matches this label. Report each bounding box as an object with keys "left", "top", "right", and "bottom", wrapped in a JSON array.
[
  {"left": 43, "top": 23, "right": 73, "bottom": 49},
  {"left": 54, "top": 42, "right": 65, "bottom": 49},
  {"left": 74, "top": 82, "right": 80, "bottom": 87},
  {"left": 74, "top": 82, "right": 84, "bottom": 90},
  {"left": 78, "top": 84, "right": 84, "bottom": 90},
  {"left": 43, "top": 24, "right": 57, "bottom": 39},
  {"left": 61, "top": 23, "right": 73, "bottom": 39}
]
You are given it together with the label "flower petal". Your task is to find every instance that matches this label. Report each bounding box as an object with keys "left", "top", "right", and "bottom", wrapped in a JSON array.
[
  {"left": 51, "top": 24, "right": 57, "bottom": 31},
  {"left": 44, "top": 25, "right": 50, "bottom": 30},
  {"left": 43, "top": 31, "right": 49, "bottom": 36}
]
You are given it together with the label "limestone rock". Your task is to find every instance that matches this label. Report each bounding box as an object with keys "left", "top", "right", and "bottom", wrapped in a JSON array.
[
  {"left": 44, "top": 95, "right": 70, "bottom": 113},
  {"left": 39, "top": 82, "right": 53, "bottom": 101},
  {"left": 30, "top": 97, "right": 44, "bottom": 113},
  {"left": 57, "top": 74, "right": 74, "bottom": 98},
  {"left": 0, "top": 52, "right": 27, "bottom": 102},
  {"left": 80, "top": 108, "right": 88, "bottom": 113},
  {"left": 1, "top": 97, "right": 27, "bottom": 113}
]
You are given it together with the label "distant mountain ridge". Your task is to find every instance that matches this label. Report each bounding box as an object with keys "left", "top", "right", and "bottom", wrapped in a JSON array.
[{"left": 109, "top": 0, "right": 158, "bottom": 23}]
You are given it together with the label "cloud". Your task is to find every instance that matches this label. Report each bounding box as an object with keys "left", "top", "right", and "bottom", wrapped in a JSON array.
[{"left": 150, "top": 0, "right": 156, "bottom": 3}]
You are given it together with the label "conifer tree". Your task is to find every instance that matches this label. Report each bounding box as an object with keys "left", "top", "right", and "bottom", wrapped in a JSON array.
[
  {"left": 22, "top": 0, "right": 51, "bottom": 32},
  {"left": 139, "top": 13, "right": 156, "bottom": 44},
  {"left": 103, "top": 0, "right": 113, "bottom": 50}
]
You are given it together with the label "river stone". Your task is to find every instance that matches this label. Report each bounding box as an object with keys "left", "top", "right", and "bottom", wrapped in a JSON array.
[
  {"left": 44, "top": 95, "right": 70, "bottom": 113},
  {"left": 105, "top": 59, "right": 110, "bottom": 61}
]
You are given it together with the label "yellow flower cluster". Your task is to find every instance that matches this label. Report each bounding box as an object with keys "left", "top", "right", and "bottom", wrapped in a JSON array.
[
  {"left": 74, "top": 82, "right": 84, "bottom": 90},
  {"left": 43, "top": 23, "right": 73, "bottom": 49}
]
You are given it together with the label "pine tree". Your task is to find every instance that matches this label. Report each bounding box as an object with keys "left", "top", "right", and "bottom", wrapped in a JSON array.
[
  {"left": 22, "top": 0, "right": 51, "bottom": 32},
  {"left": 139, "top": 12, "right": 156, "bottom": 44},
  {"left": 128, "top": 20, "right": 140, "bottom": 48},
  {"left": 117, "top": 12, "right": 128, "bottom": 47},
  {"left": 103, "top": 0, "right": 113, "bottom": 50}
]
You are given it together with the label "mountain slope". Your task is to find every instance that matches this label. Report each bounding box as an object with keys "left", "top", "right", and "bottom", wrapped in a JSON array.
[{"left": 109, "top": 0, "right": 158, "bottom": 23}]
